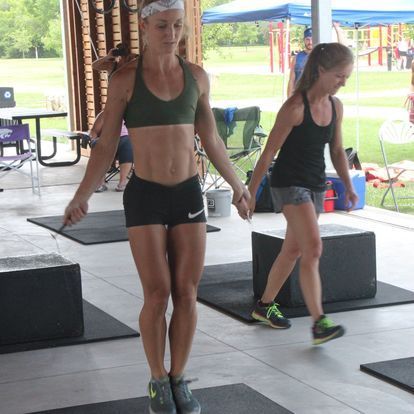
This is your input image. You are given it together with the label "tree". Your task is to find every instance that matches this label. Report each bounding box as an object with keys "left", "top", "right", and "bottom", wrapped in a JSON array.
[
  {"left": 11, "top": 28, "right": 32, "bottom": 58},
  {"left": 201, "top": 0, "right": 264, "bottom": 58},
  {"left": 201, "top": 0, "right": 234, "bottom": 58},
  {"left": 233, "top": 23, "right": 260, "bottom": 49},
  {"left": 43, "top": 18, "right": 63, "bottom": 57},
  {"left": 0, "top": 0, "right": 62, "bottom": 58}
]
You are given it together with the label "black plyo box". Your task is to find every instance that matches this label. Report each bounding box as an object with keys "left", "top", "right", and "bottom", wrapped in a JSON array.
[
  {"left": 0, "top": 253, "right": 84, "bottom": 345},
  {"left": 252, "top": 224, "right": 377, "bottom": 307}
]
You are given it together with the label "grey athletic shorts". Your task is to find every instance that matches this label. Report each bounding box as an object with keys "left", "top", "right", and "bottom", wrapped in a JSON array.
[
  {"left": 123, "top": 174, "right": 207, "bottom": 228},
  {"left": 270, "top": 186, "right": 325, "bottom": 214}
]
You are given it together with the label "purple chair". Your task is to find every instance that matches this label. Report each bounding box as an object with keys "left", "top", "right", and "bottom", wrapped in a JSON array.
[{"left": 0, "top": 123, "right": 40, "bottom": 194}]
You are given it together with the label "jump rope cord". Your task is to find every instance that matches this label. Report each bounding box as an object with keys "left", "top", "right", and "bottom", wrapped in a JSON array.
[{"left": 0, "top": 224, "right": 67, "bottom": 255}]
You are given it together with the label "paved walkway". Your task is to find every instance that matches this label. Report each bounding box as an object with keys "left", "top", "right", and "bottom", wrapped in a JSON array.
[
  {"left": 207, "top": 64, "right": 410, "bottom": 120},
  {"left": 211, "top": 96, "right": 407, "bottom": 120}
]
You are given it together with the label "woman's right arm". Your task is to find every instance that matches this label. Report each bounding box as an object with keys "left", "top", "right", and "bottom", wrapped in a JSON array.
[
  {"left": 63, "top": 73, "right": 128, "bottom": 225},
  {"left": 247, "top": 98, "right": 302, "bottom": 215}
]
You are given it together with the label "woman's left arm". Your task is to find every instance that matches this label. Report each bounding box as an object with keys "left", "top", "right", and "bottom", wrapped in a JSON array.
[
  {"left": 193, "top": 65, "right": 250, "bottom": 216},
  {"left": 329, "top": 97, "right": 358, "bottom": 210}
]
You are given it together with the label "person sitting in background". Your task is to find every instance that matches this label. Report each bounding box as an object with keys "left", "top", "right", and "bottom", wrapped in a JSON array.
[
  {"left": 90, "top": 111, "right": 133, "bottom": 192},
  {"left": 91, "top": 43, "right": 137, "bottom": 192}
]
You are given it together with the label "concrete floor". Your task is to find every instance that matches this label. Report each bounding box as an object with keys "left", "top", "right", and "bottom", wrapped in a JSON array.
[{"left": 1, "top": 154, "right": 414, "bottom": 414}]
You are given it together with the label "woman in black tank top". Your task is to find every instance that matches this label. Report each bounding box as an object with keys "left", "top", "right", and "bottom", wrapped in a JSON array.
[
  {"left": 247, "top": 43, "right": 358, "bottom": 345},
  {"left": 62, "top": 2, "right": 250, "bottom": 413}
]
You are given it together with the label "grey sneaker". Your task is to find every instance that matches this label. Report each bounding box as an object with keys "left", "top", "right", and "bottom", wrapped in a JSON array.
[
  {"left": 312, "top": 315, "right": 345, "bottom": 345},
  {"left": 170, "top": 375, "right": 201, "bottom": 414},
  {"left": 148, "top": 376, "right": 177, "bottom": 414},
  {"left": 251, "top": 301, "right": 291, "bottom": 329}
]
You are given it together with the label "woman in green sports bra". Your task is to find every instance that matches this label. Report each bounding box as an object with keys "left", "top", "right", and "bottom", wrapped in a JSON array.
[{"left": 63, "top": 1, "right": 250, "bottom": 413}]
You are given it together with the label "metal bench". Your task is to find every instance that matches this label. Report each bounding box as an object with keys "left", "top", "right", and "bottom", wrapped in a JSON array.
[{"left": 40, "top": 129, "right": 83, "bottom": 167}]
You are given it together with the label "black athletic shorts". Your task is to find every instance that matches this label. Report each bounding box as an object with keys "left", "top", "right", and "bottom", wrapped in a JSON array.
[{"left": 123, "top": 174, "right": 206, "bottom": 228}]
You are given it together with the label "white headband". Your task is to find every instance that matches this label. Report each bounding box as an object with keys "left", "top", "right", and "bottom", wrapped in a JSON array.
[{"left": 141, "top": 0, "right": 184, "bottom": 19}]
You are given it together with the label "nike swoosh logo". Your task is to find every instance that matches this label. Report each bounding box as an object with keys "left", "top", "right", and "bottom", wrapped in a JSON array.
[{"left": 188, "top": 208, "right": 205, "bottom": 219}]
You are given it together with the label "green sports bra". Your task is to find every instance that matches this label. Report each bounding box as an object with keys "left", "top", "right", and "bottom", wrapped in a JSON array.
[{"left": 124, "top": 55, "right": 200, "bottom": 129}]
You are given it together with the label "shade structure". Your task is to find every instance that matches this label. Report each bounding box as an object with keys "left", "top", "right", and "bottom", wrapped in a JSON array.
[{"left": 202, "top": 0, "right": 414, "bottom": 26}]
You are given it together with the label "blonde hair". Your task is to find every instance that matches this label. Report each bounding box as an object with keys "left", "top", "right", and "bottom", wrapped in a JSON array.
[{"left": 295, "top": 42, "right": 354, "bottom": 93}]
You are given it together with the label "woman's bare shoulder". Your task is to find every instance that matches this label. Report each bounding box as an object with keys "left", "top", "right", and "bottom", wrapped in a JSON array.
[
  {"left": 279, "top": 93, "right": 305, "bottom": 124},
  {"left": 110, "top": 59, "right": 137, "bottom": 84},
  {"left": 185, "top": 61, "right": 207, "bottom": 80},
  {"left": 106, "top": 60, "right": 138, "bottom": 103},
  {"left": 330, "top": 95, "right": 343, "bottom": 117},
  {"left": 184, "top": 60, "right": 209, "bottom": 94}
]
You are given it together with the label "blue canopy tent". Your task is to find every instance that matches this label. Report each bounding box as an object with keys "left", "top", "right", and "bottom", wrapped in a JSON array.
[
  {"left": 202, "top": 0, "right": 414, "bottom": 150},
  {"left": 202, "top": 0, "right": 414, "bottom": 26}
]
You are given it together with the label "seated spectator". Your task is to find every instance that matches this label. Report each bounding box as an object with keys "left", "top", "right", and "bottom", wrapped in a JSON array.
[
  {"left": 89, "top": 111, "right": 133, "bottom": 192},
  {"left": 90, "top": 43, "right": 136, "bottom": 192}
]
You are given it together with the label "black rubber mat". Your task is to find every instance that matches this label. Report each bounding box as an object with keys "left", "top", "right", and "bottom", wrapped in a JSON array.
[
  {"left": 30, "top": 383, "right": 293, "bottom": 413},
  {"left": 0, "top": 300, "right": 139, "bottom": 354},
  {"left": 28, "top": 210, "right": 220, "bottom": 245},
  {"left": 360, "top": 357, "right": 414, "bottom": 394},
  {"left": 197, "top": 261, "right": 414, "bottom": 322}
]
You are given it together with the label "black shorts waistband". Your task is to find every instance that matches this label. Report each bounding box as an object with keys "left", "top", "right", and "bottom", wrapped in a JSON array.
[{"left": 130, "top": 174, "right": 200, "bottom": 192}]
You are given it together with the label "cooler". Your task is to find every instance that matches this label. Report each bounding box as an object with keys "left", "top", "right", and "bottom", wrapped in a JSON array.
[{"left": 326, "top": 170, "right": 366, "bottom": 210}]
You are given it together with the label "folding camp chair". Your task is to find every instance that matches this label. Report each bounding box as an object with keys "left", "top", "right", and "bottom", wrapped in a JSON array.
[
  {"left": 378, "top": 119, "right": 414, "bottom": 212},
  {"left": 197, "top": 106, "right": 266, "bottom": 192},
  {"left": 0, "top": 123, "right": 40, "bottom": 194}
]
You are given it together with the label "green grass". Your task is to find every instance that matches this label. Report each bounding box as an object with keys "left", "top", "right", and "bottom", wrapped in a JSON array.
[
  {"left": 211, "top": 74, "right": 283, "bottom": 100},
  {"left": 204, "top": 45, "right": 271, "bottom": 65},
  {"left": 366, "top": 183, "right": 414, "bottom": 215},
  {"left": 341, "top": 97, "right": 406, "bottom": 108},
  {"left": 0, "top": 58, "right": 69, "bottom": 137},
  {"left": 210, "top": 72, "right": 409, "bottom": 105}
]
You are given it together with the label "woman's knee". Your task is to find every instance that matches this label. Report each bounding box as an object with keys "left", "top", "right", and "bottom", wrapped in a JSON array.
[
  {"left": 281, "top": 246, "right": 301, "bottom": 261},
  {"left": 171, "top": 283, "right": 198, "bottom": 307},
  {"left": 301, "top": 239, "right": 323, "bottom": 262},
  {"left": 144, "top": 286, "right": 170, "bottom": 310}
]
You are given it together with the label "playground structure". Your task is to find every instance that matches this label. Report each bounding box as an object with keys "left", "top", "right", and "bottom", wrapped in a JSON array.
[{"left": 270, "top": 22, "right": 412, "bottom": 73}]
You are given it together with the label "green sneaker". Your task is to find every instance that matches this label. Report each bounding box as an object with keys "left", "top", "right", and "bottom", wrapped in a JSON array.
[
  {"left": 312, "top": 315, "right": 345, "bottom": 345},
  {"left": 251, "top": 301, "right": 291, "bottom": 329},
  {"left": 148, "top": 376, "right": 177, "bottom": 414},
  {"left": 170, "top": 375, "right": 201, "bottom": 414}
]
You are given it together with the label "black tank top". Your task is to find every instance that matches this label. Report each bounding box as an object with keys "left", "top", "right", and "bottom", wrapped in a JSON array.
[
  {"left": 271, "top": 92, "right": 336, "bottom": 191},
  {"left": 124, "top": 55, "right": 200, "bottom": 128}
]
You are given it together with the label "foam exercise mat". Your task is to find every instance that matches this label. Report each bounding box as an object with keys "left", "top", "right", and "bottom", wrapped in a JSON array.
[
  {"left": 28, "top": 210, "right": 220, "bottom": 245},
  {"left": 360, "top": 357, "right": 414, "bottom": 394},
  {"left": 197, "top": 261, "right": 414, "bottom": 322},
  {"left": 0, "top": 300, "right": 139, "bottom": 354},
  {"left": 30, "top": 383, "right": 293, "bottom": 413}
]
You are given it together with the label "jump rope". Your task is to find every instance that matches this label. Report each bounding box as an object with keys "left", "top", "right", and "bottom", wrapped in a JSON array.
[{"left": 1, "top": 223, "right": 69, "bottom": 256}]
